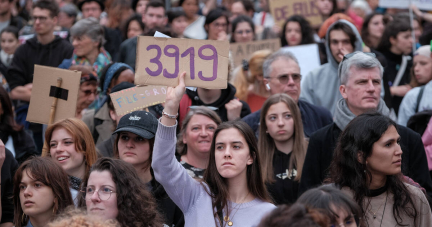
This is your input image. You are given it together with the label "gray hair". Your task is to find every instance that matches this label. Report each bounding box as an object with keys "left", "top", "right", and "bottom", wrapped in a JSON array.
[
  {"left": 262, "top": 49, "right": 299, "bottom": 78},
  {"left": 338, "top": 51, "right": 384, "bottom": 85},
  {"left": 70, "top": 18, "right": 105, "bottom": 48},
  {"left": 60, "top": 3, "right": 78, "bottom": 17}
]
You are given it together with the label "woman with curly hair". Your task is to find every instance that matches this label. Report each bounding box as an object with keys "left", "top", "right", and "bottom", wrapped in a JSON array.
[
  {"left": 78, "top": 157, "right": 163, "bottom": 227},
  {"left": 48, "top": 208, "right": 119, "bottom": 227},
  {"left": 13, "top": 157, "right": 74, "bottom": 227},
  {"left": 280, "top": 15, "right": 315, "bottom": 47},
  {"left": 329, "top": 113, "right": 432, "bottom": 226}
]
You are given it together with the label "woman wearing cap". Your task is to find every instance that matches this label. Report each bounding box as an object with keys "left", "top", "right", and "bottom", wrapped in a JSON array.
[
  {"left": 398, "top": 45, "right": 432, "bottom": 126},
  {"left": 43, "top": 118, "right": 98, "bottom": 205},
  {"left": 152, "top": 72, "right": 275, "bottom": 227},
  {"left": 177, "top": 106, "right": 222, "bottom": 179},
  {"left": 82, "top": 62, "right": 135, "bottom": 145},
  {"left": 58, "top": 18, "right": 111, "bottom": 77},
  {"left": 112, "top": 110, "right": 184, "bottom": 227}
]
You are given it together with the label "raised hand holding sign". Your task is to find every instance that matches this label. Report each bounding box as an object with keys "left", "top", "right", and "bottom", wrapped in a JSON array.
[{"left": 136, "top": 36, "right": 229, "bottom": 89}]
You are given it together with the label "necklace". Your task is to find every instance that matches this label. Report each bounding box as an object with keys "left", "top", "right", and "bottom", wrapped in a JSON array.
[
  {"left": 365, "top": 191, "right": 388, "bottom": 227},
  {"left": 223, "top": 192, "right": 250, "bottom": 226}
]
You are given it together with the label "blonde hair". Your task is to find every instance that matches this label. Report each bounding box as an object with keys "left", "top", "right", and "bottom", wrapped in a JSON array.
[
  {"left": 43, "top": 118, "right": 98, "bottom": 174},
  {"left": 232, "top": 50, "right": 272, "bottom": 101},
  {"left": 258, "top": 94, "right": 307, "bottom": 182},
  {"left": 48, "top": 208, "right": 120, "bottom": 227}
]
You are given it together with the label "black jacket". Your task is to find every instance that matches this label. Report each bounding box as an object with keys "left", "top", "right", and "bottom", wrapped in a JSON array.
[
  {"left": 1, "top": 148, "right": 18, "bottom": 224},
  {"left": 0, "top": 129, "right": 38, "bottom": 164},
  {"left": 242, "top": 99, "right": 333, "bottom": 138},
  {"left": 184, "top": 84, "right": 251, "bottom": 122},
  {"left": 148, "top": 174, "right": 184, "bottom": 227},
  {"left": 6, "top": 36, "right": 74, "bottom": 91},
  {"left": 299, "top": 122, "right": 432, "bottom": 199},
  {"left": 381, "top": 50, "right": 413, "bottom": 115},
  {"left": 9, "top": 15, "right": 27, "bottom": 31},
  {"left": 104, "top": 27, "right": 122, "bottom": 61}
]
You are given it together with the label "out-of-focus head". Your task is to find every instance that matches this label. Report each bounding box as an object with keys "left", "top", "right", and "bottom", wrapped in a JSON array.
[
  {"left": 297, "top": 185, "right": 361, "bottom": 227},
  {"left": 32, "top": 0, "right": 60, "bottom": 35},
  {"left": 204, "top": 8, "right": 229, "bottom": 40},
  {"left": 143, "top": 0, "right": 167, "bottom": 30},
  {"left": 230, "top": 15, "right": 255, "bottom": 43},
  {"left": 412, "top": 45, "right": 432, "bottom": 85},
  {"left": 79, "top": 0, "right": 104, "bottom": 19}
]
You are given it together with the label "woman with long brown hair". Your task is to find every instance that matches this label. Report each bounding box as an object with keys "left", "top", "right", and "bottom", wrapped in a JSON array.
[
  {"left": 153, "top": 72, "right": 275, "bottom": 227},
  {"left": 43, "top": 118, "right": 98, "bottom": 204},
  {"left": 13, "top": 157, "right": 73, "bottom": 227},
  {"left": 78, "top": 157, "right": 163, "bottom": 227},
  {"left": 258, "top": 93, "right": 307, "bottom": 205}
]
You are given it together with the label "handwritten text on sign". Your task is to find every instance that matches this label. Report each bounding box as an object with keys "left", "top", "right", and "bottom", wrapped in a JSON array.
[
  {"left": 230, "top": 39, "right": 281, "bottom": 67},
  {"left": 136, "top": 36, "right": 229, "bottom": 89},
  {"left": 110, "top": 85, "right": 167, "bottom": 116},
  {"left": 269, "top": 0, "right": 322, "bottom": 27}
]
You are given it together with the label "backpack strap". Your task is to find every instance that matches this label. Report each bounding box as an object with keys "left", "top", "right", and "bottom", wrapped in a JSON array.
[
  {"left": 415, "top": 85, "right": 426, "bottom": 113},
  {"left": 179, "top": 94, "right": 192, "bottom": 127}
]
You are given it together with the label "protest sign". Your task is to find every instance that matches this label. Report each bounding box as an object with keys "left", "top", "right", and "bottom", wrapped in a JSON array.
[
  {"left": 135, "top": 36, "right": 229, "bottom": 89},
  {"left": 269, "top": 0, "right": 322, "bottom": 27},
  {"left": 27, "top": 65, "right": 81, "bottom": 125},
  {"left": 109, "top": 85, "right": 167, "bottom": 116},
  {"left": 279, "top": 44, "right": 321, "bottom": 86},
  {"left": 379, "top": 0, "right": 432, "bottom": 11},
  {"left": 230, "top": 39, "right": 281, "bottom": 67}
]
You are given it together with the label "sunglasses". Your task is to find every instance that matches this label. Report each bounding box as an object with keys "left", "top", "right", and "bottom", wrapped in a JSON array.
[{"left": 338, "top": 52, "right": 377, "bottom": 76}]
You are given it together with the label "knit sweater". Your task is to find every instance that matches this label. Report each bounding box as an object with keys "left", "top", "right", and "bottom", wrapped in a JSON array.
[
  {"left": 152, "top": 121, "right": 276, "bottom": 227},
  {"left": 342, "top": 183, "right": 432, "bottom": 227}
]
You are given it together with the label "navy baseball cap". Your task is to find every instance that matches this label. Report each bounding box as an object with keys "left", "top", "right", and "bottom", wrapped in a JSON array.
[{"left": 113, "top": 111, "right": 158, "bottom": 139}]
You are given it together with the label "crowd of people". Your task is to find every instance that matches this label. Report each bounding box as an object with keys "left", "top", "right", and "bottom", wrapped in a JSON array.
[{"left": 1, "top": 0, "right": 432, "bottom": 226}]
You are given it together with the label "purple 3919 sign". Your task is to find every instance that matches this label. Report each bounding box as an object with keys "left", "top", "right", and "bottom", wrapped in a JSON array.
[
  {"left": 136, "top": 36, "right": 229, "bottom": 89},
  {"left": 269, "top": 0, "right": 322, "bottom": 27}
]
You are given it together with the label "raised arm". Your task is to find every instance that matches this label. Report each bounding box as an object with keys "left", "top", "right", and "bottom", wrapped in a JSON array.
[{"left": 152, "top": 72, "right": 205, "bottom": 213}]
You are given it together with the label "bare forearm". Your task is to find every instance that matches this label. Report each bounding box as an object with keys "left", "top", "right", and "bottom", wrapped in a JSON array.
[
  {"left": 10, "top": 86, "right": 32, "bottom": 102},
  {"left": 390, "top": 85, "right": 412, "bottom": 97}
]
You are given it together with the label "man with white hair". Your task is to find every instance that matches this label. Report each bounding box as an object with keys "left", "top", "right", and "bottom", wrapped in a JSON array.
[
  {"left": 299, "top": 51, "right": 432, "bottom": 198},
  {"left": 243, "top": 49, "right": 333, "bottom": 138}
]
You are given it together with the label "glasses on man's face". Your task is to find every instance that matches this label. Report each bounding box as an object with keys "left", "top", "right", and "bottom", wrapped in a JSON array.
[
  {"left": 81, "top": 186, "right": 116, "bottom": 201},
  {"left": 212, "top": 22, "right": 228, "bottom": 28},
  {"left": 268, "top": 74, "right": 302, "bottom": 84},
  {"left": 80, "top": 89, "right": 99, "bottom": 97},
  {"left": 32, "top": 16, "right": 48, "bottom": 23}
]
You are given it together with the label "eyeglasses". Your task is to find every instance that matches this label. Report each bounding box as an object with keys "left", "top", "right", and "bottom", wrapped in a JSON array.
[
  {"left": 235, "top": 30, "right": 252, "bottom": 35},
  {"left": 80, "top": 89, "right": 99, "bottom": 96},
  {"left": 267, "top": 74, "right": 302, "bottom": 84},
  {"left": 32, "top": 16, "right": 48, "bottom": 23},
  {"left": 81, "top": 186, "right": 116, "bottom": 201}
]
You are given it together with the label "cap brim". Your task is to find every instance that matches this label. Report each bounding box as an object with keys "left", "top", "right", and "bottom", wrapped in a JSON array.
[{"left": 113, "top": 127, "right": 155, "bottom": 139}]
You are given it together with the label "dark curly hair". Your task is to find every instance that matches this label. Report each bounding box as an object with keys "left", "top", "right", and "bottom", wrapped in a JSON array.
[
  {"left": 78, "top": 158, "right": 163, "bottom": 227},
  {"left": 280, "top": 15, "right": 315, "bottom": 47},
  {"left": 328, "top": 112, "right": 419, "bottom": 226}
]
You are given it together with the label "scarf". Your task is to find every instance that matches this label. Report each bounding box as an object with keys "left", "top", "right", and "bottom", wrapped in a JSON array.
[
  {"left": 68, "top": 175, "right": 82, "bottom": 191},
  {"left": 0, "top": 50, "right": 13, "bottom": 67},
  {"left": 334, "top": 98, "right": 390, "bottom": 130},
  {"left": 71, "top": 48, "right": 112, "bottom": 77}
]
